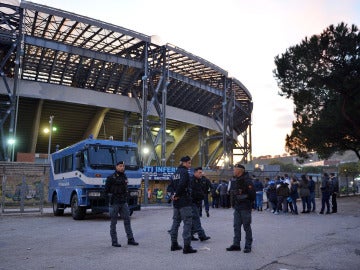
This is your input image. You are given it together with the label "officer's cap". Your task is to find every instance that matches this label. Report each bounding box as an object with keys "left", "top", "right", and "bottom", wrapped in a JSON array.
[
  {"left": 234, "top": 163, "right": 245, "bottom": 169},
  {"left": 180, "top": 156, "right": 191, "bottom": 162}
]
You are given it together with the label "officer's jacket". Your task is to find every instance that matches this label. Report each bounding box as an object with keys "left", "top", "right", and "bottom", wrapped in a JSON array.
[
  {"left": 229, "top": 172, "right": 255, "bottom": 211},
  {"left": 105, "top": 171, "right": 128, "bottom": 204},
  {"left": 190, "top": 176, "right": 204, "bottom": 202},
  {"left": 170, "top": 165, "right": 192, "bottom": 208}
]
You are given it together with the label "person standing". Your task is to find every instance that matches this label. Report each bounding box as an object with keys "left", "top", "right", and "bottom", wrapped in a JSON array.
[
  {"left": 190, "top": 167, "right": 211, "bottom": 241},
  {"left": 147, "top": 188, "right": 152, "bottom": 203},
  {"left": 253, "top": 177, "right": 264, "bottom": 211},
  {"left": 308, "top": 175, "right": 316, "bottom": 212},
  {"left": 200, "top": 175, "right": 212, "bottom": 217},
  {"left": 268, "top": 180, "right": 278, "bottom": 213},
  {"left": 168, "top": 156, "right": 197, "bottom": 254},
  {"left": 105, "top": 161, "right": 139, "bottom": 247},
  {"left": 289, "top": 177, "right": 299, "bottom": 215},
  {"left": 211, "top": 180, "right": 219, "bottom": 208},
  {"left": 226, "top": 163, "right": 256, "bottom": 253},
  {"left": 275, "top": 180, "right": 290, "bottom": 214},
  {"left": 319, "top": 173, "right": 331, "bottom": 214},
  {"left": 263, "top": 178, "right": 270, "bottom": 210},
  {"left": 330, "top": 173, "right": 339, "bottom": 213},
  {"left": 299, "top": 174, "right": 311, "bottom": 213},
  {"left": 156, "top": 188, "right": 163, "bottom": 204},
  {"left": 217, "top": 180, "right": 229, "bottom": 208}
]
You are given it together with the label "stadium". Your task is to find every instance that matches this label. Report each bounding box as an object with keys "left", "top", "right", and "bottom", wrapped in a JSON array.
[{"left": 0, "top": 0, "right": 253, "bottom": 168}]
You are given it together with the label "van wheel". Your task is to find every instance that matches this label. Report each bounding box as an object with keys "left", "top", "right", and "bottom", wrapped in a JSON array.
[
  {"left": 71, "top": 194, "right": 86, "bottom": 220},
  {"left": 52, "top": 194, "right": 64, "bottom": 216}
]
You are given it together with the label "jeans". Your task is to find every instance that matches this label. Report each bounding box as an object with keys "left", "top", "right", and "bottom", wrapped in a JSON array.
[
  {"left": 331, "top": 193, "right": 337, "bottom": 212},
  {"left": 301, "top": 196, "right": 311, "bottom": 212},
  {"left": 220, "top": 194, "right": 228, "bottom": 208},
  {"left": 211, "top": 196, "right": 219, "bottom": 208},
  {"left": 321, "top": 192, "right": 330, "bottom": 213},
  {"left": 277, "top": 196, "right": 288, "bottom": 213},
  {"left": 255, "top": 192, "right": 263, "bottom": 209},
  {"left": 203, "top": 194, "right": 209, "bottom": 212},
  {"left": 310, "top": 192, "right": 316, "bottom": 211}
]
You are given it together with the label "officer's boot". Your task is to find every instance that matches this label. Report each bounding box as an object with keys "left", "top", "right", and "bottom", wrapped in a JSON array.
[
  {"left": 127, "top": 238, "right": 139, "bottom": 246},
  {"left": 183, "top": 245, "right": 197, "bottom": 254},
  {"left": 170, "top": 242, "right": 182, "bottom": 251}
]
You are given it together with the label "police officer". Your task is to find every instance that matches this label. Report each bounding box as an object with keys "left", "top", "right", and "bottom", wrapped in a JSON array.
[
  {"left": 168, "top": 156, "right": 197, "bottom": 254},
  {"left": 226, "top": 163, "right": 255, "bottom": 253},
  {"left": 105, "top": 161, "right": 139, "bottom": 247},
  {"left": 190, "top": 167, "right": 211, "bottom": 241}
]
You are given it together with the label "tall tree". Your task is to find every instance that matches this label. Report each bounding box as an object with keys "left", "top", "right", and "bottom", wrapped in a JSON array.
[{"left": 274, "top": 22, "right": 360, "bottom": 160}]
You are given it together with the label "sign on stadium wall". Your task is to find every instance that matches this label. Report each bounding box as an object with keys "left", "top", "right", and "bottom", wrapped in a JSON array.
[{"left": 142, "top": 166, "right": 176, "bottom": 180}]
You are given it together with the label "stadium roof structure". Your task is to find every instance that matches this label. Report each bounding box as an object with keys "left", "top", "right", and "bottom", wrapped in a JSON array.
[{"left": 0, "top": 0, "right": 253, "bottom": 167}]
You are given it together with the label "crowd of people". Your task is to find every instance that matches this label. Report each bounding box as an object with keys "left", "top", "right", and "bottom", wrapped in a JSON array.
[
  {"left": 208, "top": 172, "right": 339, "bottom": 216},
  {"left": 263, "top": 173, "right": 339, "bottom": 215}
]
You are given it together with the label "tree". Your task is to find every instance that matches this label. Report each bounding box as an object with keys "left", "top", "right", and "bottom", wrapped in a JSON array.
[{"left": 274, "top": 22, "right": 360, "bottom": 160}]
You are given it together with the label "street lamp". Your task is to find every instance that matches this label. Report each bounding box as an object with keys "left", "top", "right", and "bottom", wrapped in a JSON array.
[
  {"left": 224, "top": 154, "right": 230, "bottom": 169},
  {"left": 7, "top": 138, "right": 15, "bottom": 162},
  {"left": 142, "top": 146, "right": 149, "bottom": 166},
  {"left": 47, "top": 116, "right": 54, "bottom": 162}
]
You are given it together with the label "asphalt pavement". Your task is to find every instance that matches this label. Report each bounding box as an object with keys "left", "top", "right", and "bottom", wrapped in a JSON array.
[{"left": 1, "top": 196, "right": 360, "bottom": 270}]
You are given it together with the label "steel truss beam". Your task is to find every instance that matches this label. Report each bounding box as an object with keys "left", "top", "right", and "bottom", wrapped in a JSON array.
[{"left": 139, "top": 45, "right": 168, "bottom": 166}]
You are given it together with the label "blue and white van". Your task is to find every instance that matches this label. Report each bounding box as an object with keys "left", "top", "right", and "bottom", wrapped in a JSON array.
[{"left": 48, "top": 138, "right": 142, "bottom": 220}]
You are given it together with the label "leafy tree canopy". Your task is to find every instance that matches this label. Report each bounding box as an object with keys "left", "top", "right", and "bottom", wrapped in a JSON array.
[{"left": 274, "top": 22, "right": 360, "bottom": 160}]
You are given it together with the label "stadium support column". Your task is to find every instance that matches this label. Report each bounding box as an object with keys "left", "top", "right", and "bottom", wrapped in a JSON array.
[
  {"left": 123, "top": 111, "right": 131, "bottom": 142},
  {"left": 198, "top": 127, "right": 205, "bottom": 167},
  {"left": 227, "top": 78, "right": 235, "bottom": 166},
  {"left": 160, "top": 46, "right": 167, "bottom": 166},
  {"left": 0, "top": 3, "right": 22, "bottom": 161},
  {"left": 141, "top": 43, "right": 149, "bottom": 165},
  {"left": 30, "top": 99, "right": 44, "bottom": 153},
  {"left": 222, "top": 76, "right": 228, "bottom": 168},
  {"left": 222, "top": 77, "right": 235, "bottom": 168},
  {"left": 82, "top": 107, "right": 109, "bottom": 139}
]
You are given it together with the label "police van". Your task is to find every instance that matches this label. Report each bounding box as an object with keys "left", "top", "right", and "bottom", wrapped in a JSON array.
[{"left": 48, "top": 138, "right": 142, "bottom": 220}]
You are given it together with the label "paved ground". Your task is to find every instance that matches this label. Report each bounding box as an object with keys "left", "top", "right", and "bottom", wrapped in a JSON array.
[{"left": 1, "top": 196, "right": 360, "bottom": 270}]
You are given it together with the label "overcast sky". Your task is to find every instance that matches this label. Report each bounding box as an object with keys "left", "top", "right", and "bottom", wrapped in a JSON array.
[{"left": 30, "top": 0, "right": 360, "bottom": 157}]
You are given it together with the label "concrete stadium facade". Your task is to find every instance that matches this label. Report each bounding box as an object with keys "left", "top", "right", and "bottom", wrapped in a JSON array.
[{"left": 0, "top": 0, "right": 253, "bottom": 168}]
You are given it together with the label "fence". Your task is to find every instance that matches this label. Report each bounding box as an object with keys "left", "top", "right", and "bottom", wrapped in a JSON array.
[
  {"left": 0, "top": 163, "right": 50, "bottom": 214},
  {"left": 338, "top": 174, "right": 359, "bottom": 195}
]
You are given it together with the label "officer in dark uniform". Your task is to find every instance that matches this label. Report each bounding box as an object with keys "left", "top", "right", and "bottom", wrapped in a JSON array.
[
  {"left": 226, "top": 163, "right": 255, "bottom": 253},
  {"left": 168, "top": 156, "right": 197, "bottom": 254},
  {"left": 190, "top": 167, "right": 211, "bottom": 241},
  {"left": 105, "top": 161, "right": 139, "bottom": 247}
]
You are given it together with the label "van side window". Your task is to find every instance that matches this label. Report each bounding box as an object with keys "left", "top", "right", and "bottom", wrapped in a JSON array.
[
  {"left": 54, "top": 159, "right": 61, "bottom": 174},
  {"left": 62, "top": 155, "right": 73, "bottom": 172}
]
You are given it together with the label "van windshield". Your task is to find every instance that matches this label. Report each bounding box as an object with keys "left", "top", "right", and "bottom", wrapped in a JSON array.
[{"left": 87, "top": 145, "right": 139, "bottom": 170}]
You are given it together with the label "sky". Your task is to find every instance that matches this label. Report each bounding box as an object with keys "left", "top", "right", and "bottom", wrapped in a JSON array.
[{"left": 30, "top": 0, "right": 360, "bottom": 157}]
